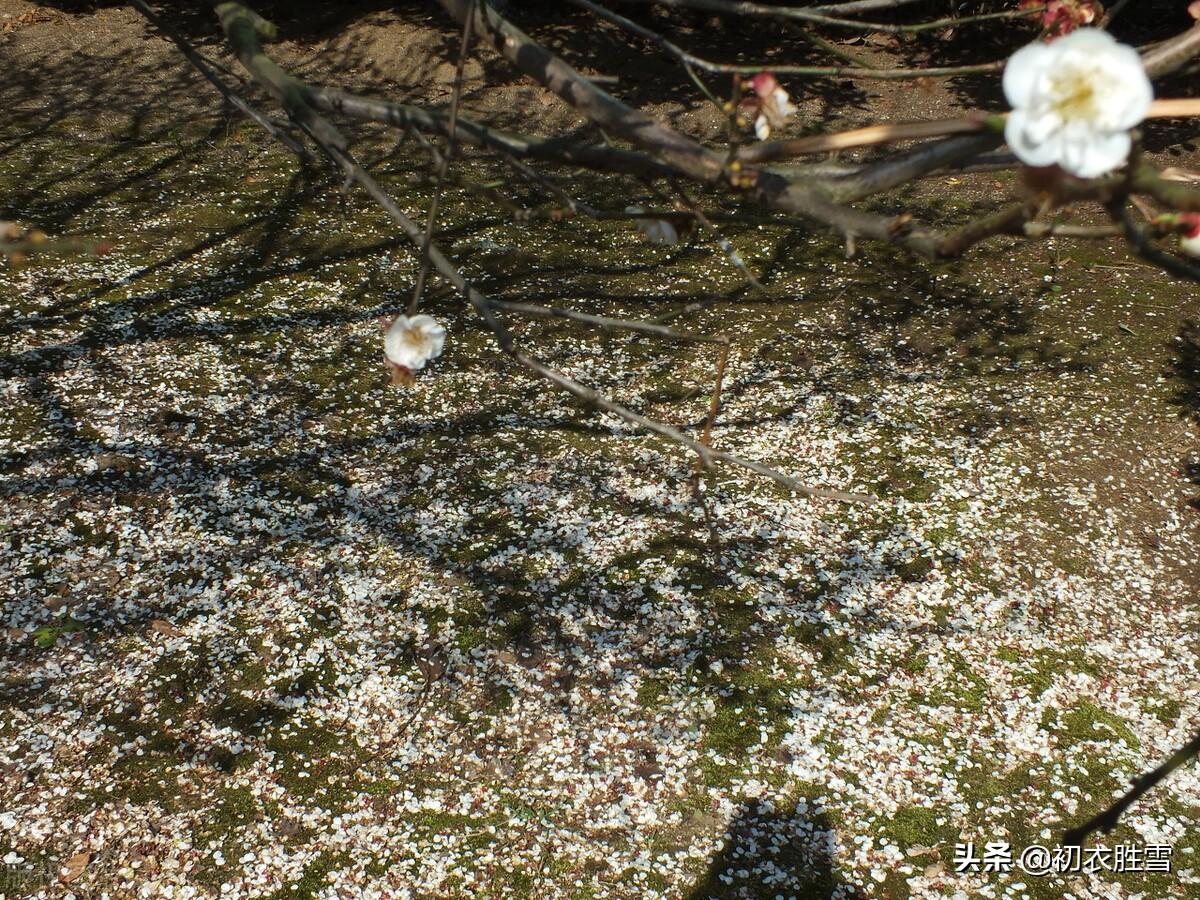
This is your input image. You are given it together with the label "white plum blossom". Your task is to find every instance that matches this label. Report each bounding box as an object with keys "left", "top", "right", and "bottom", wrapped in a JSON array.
[
  {"left": 1003, "top": 28, "right": 1152, "bottom": 178},
  {"left": 1180, "top": 214, "right": 1200, "bottom": 258},
  {"left": 748, "top": 72, "right": 796, "bottom": 140},
  {"left": 625, "top": 206, "right": 679, "bottom": 246},
  {"left": 384, "top": 313, "right": 445, "bottom": 379}
]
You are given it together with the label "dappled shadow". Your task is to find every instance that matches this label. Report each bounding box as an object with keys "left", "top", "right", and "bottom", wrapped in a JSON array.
[
  {"left": 687, "top": 796, "right": 856, "bottom": 899},
  {"left": 1167, "top": 319, "right": 1200, "bottom": 510},
  {"left": 2, "top": 6, "right": 1198, "bottom": 896},
  {"left": 1167, "top": 318, "right": 1200, "bottom": 422}
]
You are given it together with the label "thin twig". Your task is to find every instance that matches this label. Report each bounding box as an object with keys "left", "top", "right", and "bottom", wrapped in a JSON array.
[
  {"left": 1100, "top": 0, "right": 1134, "bottom": 29},
  {"left": 489, "top": 300, "right": 726, "bottom": 344},
  {"left": 410, "top": 0, "right": 475, "bottom": 316},
  {"left": 567, "top": 0, "right": 1007, "bottom": 79},
  {"left": 131, "top": 0, "right": 309, "bottom": 157},
  {"left": 696, "top": 338, "right": 731, "bottom": 473},
  {"left": 207, "top": 1, "right": 872, "bottom": 503},
  {"left": 669, "top": 179, "right": 768, "bottom": 294},
  {"left": 614, "top": 0, "right": 1043, "bottom": 35},
  {"left": 1109, "top": 199, "right": 1200, "bottom": 282}
]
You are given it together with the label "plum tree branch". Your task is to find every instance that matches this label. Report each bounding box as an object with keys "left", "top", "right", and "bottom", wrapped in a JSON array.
[
  {"left": 1063, "top": 730, "right": 1200, "bottom": 846},
  {"left": 205, "top": 0, "right": 872, "bottom": 503},
  {"left": 610, "top": 0, "right": 1043, "bottom": 34},
  {"left": 434, "top": 0, "right": 946, "bottom": 254},
  {"left": 566, "top": 0, "right": 1008, "bottom": 79}
]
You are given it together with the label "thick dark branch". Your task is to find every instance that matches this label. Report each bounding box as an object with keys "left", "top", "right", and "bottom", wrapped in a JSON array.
[
  {"left": 306, "top": 89, "right": 677, "bottom": 180},
  {"left": 1063, "top": 731, "right": 1200, "bottom": 846},
  {"left": 1109, "top": 200, "right": 1200, "bottom": 282},
  {"left": 435, "top": 0, "right": 944, "bottom": 254},
  {"left": 208, "top": 2, "right": 871, "bottom": 504}
]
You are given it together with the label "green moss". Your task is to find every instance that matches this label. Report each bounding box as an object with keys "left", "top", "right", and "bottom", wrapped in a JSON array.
[
  {"left": 923, "top": 653, "right": 989, "bottom": 712},
  {"left": 1052, "top": 701, "right": 1140, "bottom": 750},
  {"left": 883, "top": 806, "right": 954, "bottom": 850},
  {"left": 359, "top": 778, "right": 402, "bottom": 797},
  {"left": 264, "top": 851, "right": 353, "bottom": 900},
  {"left": 1145, "top": 694, "right": 1182, "bottom": 726},
  {"left": 895, "top": 555, "right": 934, "bottom": 582},
  {"left": 791, "top": 620, "right": 858, "bottom": 677},
  {"left": 484, "top": 684, "right": 513, "bottom": 716},
  {"left": 1015, "top": 647, "right": 1101, "bottom": 698},
  {"left": 699, "top": 666, "right": 792, "bottom": 785},
  {"left": 995, "top": 646, "right": 1021, "bottom": 664},
  {"left": 636, "top": 676, "right": 669, "bottom": 707},
  {"left": 454, "top": 625, "right": 488, "bottom": 652},
  {"left": 31, "top": 617, "right": 88, "bottom": 649}
]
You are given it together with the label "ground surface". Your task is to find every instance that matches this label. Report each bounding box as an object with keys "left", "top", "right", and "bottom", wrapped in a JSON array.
[{"left": 1, "top": 3, "right": 1199, "bottom": 899}]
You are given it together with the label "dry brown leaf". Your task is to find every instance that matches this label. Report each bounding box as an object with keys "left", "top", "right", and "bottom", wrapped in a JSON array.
[
  {"left": 906, "top": 843, "right": 940, "bottom": 857},
  {"left": 1, "top": 8, "right": 63, "bottom": 34},
  {"left": 59, "top": 850, "right": 91, "bottom": 883},
  {"left": 149, "top": 618, "right": 182, "bottom": 637}
]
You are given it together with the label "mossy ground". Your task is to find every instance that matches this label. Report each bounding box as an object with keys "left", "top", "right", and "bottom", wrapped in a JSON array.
[{"left": 1, "top": 46, "right": 1198, "bottom": 900}]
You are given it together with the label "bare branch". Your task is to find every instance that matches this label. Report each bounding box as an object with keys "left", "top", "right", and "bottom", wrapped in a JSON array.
[
  {"left": 1063, "top": 731, "right": 1200, "bottom": 846},
  {"left": 434, "top": 0, "right": 945, "bottom": 254},
  {"left": 567, "top": 0, "right": 1007, "bottom": 79},
  {"left": 212, "top": 1, "right": 348, "bottom": 154},
  {"left": 1141, "top": 23, "right": 1200, "bottom": 78},
  {"left": 611, "top": 0, "right": 1042, "bottom": 34},
  {"left": 741, "top": 116, "right": 1004, "bottom": 165},
  {"left": 410, "top": 0, "right": 476, "bottom": 316},
  {"left": 131, "top": 0, "right": 308, "bottom": 157},
  {"left": 307, "top": 89, "right": 678, "bottom": 180},
  {"left": 1109, "top": 200, "right": 1200, "bottom": 282},
  {"left": 489, "top": 300, "right": 727, "bottom": 344},
  {"left": 206, "top": 1, "right": 872, "bottom": 503}
]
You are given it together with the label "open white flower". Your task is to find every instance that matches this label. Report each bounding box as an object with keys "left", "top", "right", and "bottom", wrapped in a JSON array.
[
  {"left": 384, "top": 314, "right": 445, "bottom": 379},
  {"left": 748, "top": 72, "right": 796, "bottom": 141},
  {"left": 1003, "top": 28, "right": 1152, "bottom": 178},
  {"left": 625, "top": 206, "right": 679, "bottom": 246}
]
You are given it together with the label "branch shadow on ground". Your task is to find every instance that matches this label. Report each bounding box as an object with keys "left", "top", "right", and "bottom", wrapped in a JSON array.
[
  {"left": 1, "top": 9, "right": 1195, "bottom": 895},
  {"left": 1167, "top": 318, "right": 1200, "bottom": 511}
]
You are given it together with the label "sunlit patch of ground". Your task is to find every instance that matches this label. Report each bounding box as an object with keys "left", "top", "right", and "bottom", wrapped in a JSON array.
[{"left": 1, "top": 85, "right": 1198, "bottom": 900}]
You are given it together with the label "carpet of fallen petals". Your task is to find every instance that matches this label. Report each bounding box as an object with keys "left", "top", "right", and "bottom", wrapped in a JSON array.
[{"left": 0, "top": 118, "right": 1198, "bottom": 900}]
